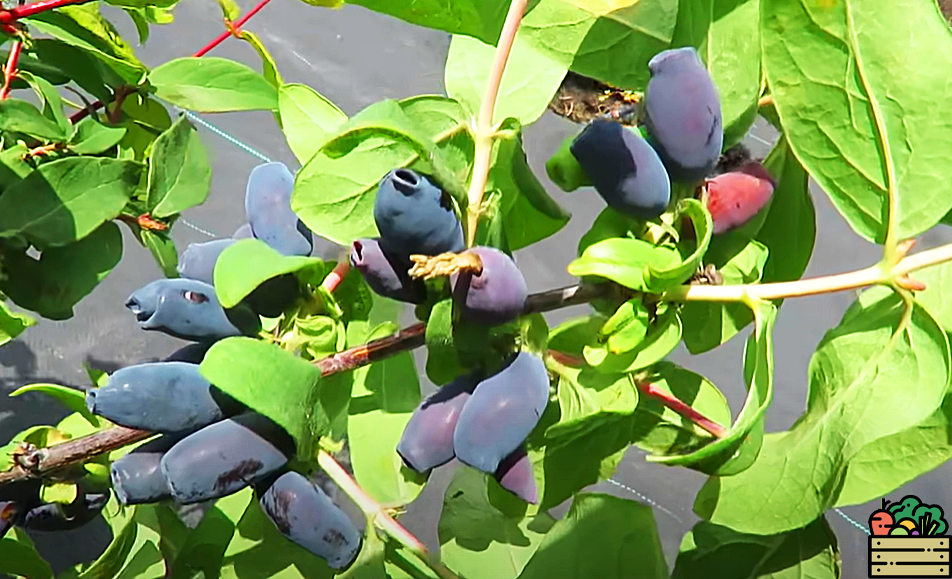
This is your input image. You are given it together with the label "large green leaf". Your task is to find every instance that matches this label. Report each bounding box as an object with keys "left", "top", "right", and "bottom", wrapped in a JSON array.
[
  {"left": 26, "top": 3, "right": 147, "bottom": 84},
  {"left": 681, "top": 240, "right": 768, "bottom": 354},
  {"left": 347, "top": 0, "right": 510, "bottom": 45},
  {"left": 213, "top": 239, "right": 322, "bottom": 308},
  {"left": 438, "top": 468, "right": 555, "bottom": 579},
  {"left": 148, "top": 57, "right": 279, "bottom": 112},
  {"left": 444, "top": 31, "right": 567, "bottom": 126},
  {"left": 649, "top": 302, "right": 775, "bottom": 475},
  {"left": 0, "top": 301, "right": 35, "bottom": 347},
  {"left": 520, "top": 0, "right": 679, "bottom": 90},
  {"left": 755, "top": 136, "right": 815, "bottom": 286},
  {"left": 761, "top": 0, "right": 952, "bottom": 243},
  {"left": 146, "top": 114, "right": 212, "bottom": 218},
  {"left": 200, "top": 337, "right": 327, "bottom": 458},
  {"left": 695, "top": 289, "right": 951, "bottom": 534},
  {"left": 0, "top": 157, "right": 139, "bottom": 248},
  {"left": 913, "top": 261, "right": 952, "bottom": 334},
  {"left": 1, "top": 222, "right": 123, "bottom": 320},
  {"left": 672, "top": 0, "right": 761, "bottom": 147},
  {"left": 279, "top": 83, "right": 347, "bottom": 165},
  {"left": 0, "top": 536, "right": 53, "bottom": 579},
  {"left": 519, "top": 493, "right": 669, "bottom": 579},
  {"left": 0, "top": 99, "right": 68, "bottom": 141},
  {"left": 673, "top": 518, "right": 840, "bottom": 579},
  {"left": 69, "top": 117, "right": 128, "bottom": 155}
]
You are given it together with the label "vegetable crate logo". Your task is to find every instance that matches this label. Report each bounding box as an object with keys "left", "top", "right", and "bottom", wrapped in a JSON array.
[{"left": 869, "top": 495, "right": 951, "bottom": 577}]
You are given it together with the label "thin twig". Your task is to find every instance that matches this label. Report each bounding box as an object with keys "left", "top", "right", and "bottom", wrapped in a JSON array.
[
  {"left": 465, "top": 0, "right": 530, "bottom": 246},
  {"left": 0, "top": 40, "right": 22, "bottom": 100},
  {"left": 317, "top": 451, "right": 461, "bottom": 579},
  {"left": 633, "top": 379, "right": 727, "bottom": 439},
  {"left": 321, "top": 261, "right": 350, "bottom": 293},
  {"left": 0, "top": 0, "right": 93, "bottom": 21}
]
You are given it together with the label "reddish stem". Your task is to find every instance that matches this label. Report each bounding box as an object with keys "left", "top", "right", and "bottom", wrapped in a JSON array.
[
  {"left": 4, "top": 0, "right": 92, "bottom": 20},
  {"left": 635, "top": 380, "right": 728, "bottom": 439},
  {"left": 0, "top": 40, "right": 22, "bottom": 100},
  {"left": 193, "top": 0, "right": 273, "bottom": 57},
  {"left": 321, "top": 261, "right": 350, "bottom": 293}
]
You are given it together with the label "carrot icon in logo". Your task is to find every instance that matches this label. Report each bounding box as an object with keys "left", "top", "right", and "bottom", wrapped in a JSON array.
[{"left": 869, "top": 495, "right": 950, "bottom": 577}]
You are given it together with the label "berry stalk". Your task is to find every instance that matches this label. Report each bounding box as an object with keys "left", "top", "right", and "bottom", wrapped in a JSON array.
[
  {"left": 465, "top": 0, "right": 530, "bottom": 246},
  {"left": 0, "top": 40, "right": 22, "bottom": 100}
]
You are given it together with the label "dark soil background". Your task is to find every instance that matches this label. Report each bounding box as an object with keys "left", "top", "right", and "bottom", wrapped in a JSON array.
[{"left": 2, "top": 2, "right": 952, "bottom": 577}]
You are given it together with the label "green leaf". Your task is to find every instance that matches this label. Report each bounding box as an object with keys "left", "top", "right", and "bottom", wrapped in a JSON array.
[
  {"left": 672, "top": 0, "right": 762, "bottom": 147},
  {"left": 568, "top": 238, "right": 681, "bottom": 292},
  {"left": 213, "top": 239, "right": 321, "bottom": 308},
  {"left": 200, "top": 337, "right": 326, "bottom": 458},
  {"left": 68, "top": 117, "right": 128, "bottom": 155},
  {"left": 2, "top": 222, "right": 124, "bottom": 319},
  {"left": 0, "top": 98, "right": 68, "bottom": 141},
  {"left": 292, "top": 99, "right": 459, "bottom": 246},
  {"left": 438, "top": 468, "right": 555, "bottom": 579},
  {"left": 644, "top": 199, "right": 713, "bottom": 292},
  {"left": 755, "top": 136, "right": 815, "bottom": 286},
  {"left": 122, "top": 7, "right": 150, "bottom": 44},
  {"left": 347, "top": 0, "right": 510, "bottom": 45},
  {"left": 583, "top": 307, "right": 682, "bottom": 374},
  {"left": 10, "top": 383, "right": 99, "bottom": 426},
  {"left": 599, "top": 299, "right": 649, "bottom": 355},
  {"left": 761, "top": 0, "right": 952, "bottom": 243},
  {"left": 672, "top": 518, "right": 840, "bottom": 579},
  {"left": 544, "top": 363, "right": 637, "bottom": 444},
  {"left": 913, "top": 262, "right": 952, "bottom": 334},
  {"left": 19, "top": 71, "right": 70, "bottom": 135},
  {"left": 424, "top": 298, "right": 465, "bottom": 385},
  {"left": 140, "top": 229, "right": 179, "bottom": 278},
  {"left": 41, "top": 481, "right": 77, "bottom": 504},
  {"left": 26, "top": 3, "right": 147, "bottom": 84},
  {"left": 167, "top": 495, "right": 244, "bottom": 579},
  {"left": 240, "top": 30, "right": 283, "bottom": 89},
  {"left": 146, "top": 113, "right": 212, "bottom": 218},
  {"left": 118, "top": 92, "right": 173, "bottom": 162},
  {"left": 212, "top": 0, "right": 240, "bottom": 20},
  {"left": 76, "top": 503, "right": 139, "bottom": 579},
  {"left": 681, "top": 240, "right": 769, "bottom": 354},
  {"left": 0, "top": 301, "right": 35, "bottom": 347},
  {"left": 695, "top": 289, "right": 951, "bottom": 534},
  {"left": 348, "top": 322, "right": 425, "bottom": 505},
  {"left": 0, "top": 157, "right": 139, "bottom": 248},
  {"left": 444, "top": 32, "right": 567, "bottom": 126},
  {"left": 519, "top": 493, "right": 669, "bottom": 579},
  {"left": 278, "top": 83, "right": 347, "bottom": 165},
  {"left": 148, "top": 57, "right": 279, "bottom": 112},
  {"left": 650, "top": 303, "right": 775, "bottom": 475},
  {"left": 0, "top": 537, "right": 53, "bottom": 579},
  {"left": 835, "top": 393, "right": 952, "bottom": 507},
  {"left": 519, "top": 0, "right": 678, "bottom": 91},
  {"left": 28, "top": 39, "right": 116, "bottom": 102},
  {"left": 0, "top": 144, "right": 33, "bottom": 191}
]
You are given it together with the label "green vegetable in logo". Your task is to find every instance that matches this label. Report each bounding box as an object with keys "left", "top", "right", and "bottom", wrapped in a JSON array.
[
  {"left": 913, "top": 504, "right": 948, "bottom": 536},
  {"left": 888, "top": 495, "right": 923, "bottom": 521}
]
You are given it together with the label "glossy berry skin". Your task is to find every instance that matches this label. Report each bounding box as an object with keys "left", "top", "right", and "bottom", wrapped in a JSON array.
[
  {"left": 704, "top": 162, "right": 776, "bottom": 235},
  {"left": 160, "top": 413, "right": 294, "bottom": 505},
  {"left": 373, "top": 169, "right": 465, "bottom": 259},
  {"left": 86, "top": 362, "right": 243, "bottom": 433},
  {"left": 20, "top": 491, "right": 109, "bottom": 532},
  {"left": 245, "top": 162, "right": 313, "bottom": 257},
  {"left": 494, "top": 446, "right": 538, "bottom": 504},
  {"left": 452, "top": 247, "right": 528, "bottom": 326},
  {"left": 643, "top": 47, "right": 723, "bottom": 183},
  {"left": 570, "top": 120, "right": 671, "bottom": 219},
  {"left": 256, "top": 471, "right": 362, "bottom": 571},
  {"left": 350, "top": 238, "right": 426, "bottom": 305},
  {"left": 125, "top": 278, "right": 259, "bottom": 342},
  {"left": 397, "top": 372, "right": 481, "bottom": 473},
  {"left": 110, "top": 435, "right": 181, "bottom": 505},
  {"left": 178, "top": 239, "right": 237, "bottom": 286},
  {"left": 453, "top": 352, "right": 550, "bottom": 474},
  {"left": 233, "top": 223, "right": 254, "bottom": 239}
]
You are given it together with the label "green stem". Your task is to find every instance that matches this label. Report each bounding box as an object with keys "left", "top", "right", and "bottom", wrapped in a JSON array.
[
  {"left": 465, "top": 0, "right": 530, "bottom": 246},
  {"left": 317, "top": 451, "right": 462, "bottom": 579}
]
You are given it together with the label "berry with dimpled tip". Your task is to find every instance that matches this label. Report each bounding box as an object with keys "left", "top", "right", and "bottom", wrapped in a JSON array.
[
  {"left": 373, "top": 169, "right": 465, "bottom": 259},
  {"left": 452, "top": 247, "right": 528, "bottom": 326},
  {"left": 643, "top": 47, "right": 723, "bottom": 183},
  {"left": 350, "top": 238, "right": 427, "bottom": 304},
  {"left": 110, "top": 434, "right": 183, "bottom": 505},
  {"left": 570, "top": 120, "right": 671, "bottom": 219}
]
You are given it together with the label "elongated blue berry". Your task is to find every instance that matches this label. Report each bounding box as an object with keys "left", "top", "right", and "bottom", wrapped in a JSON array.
[
  {"left": 245, "top": 162, "right": 313, "bottom": 256},
  {"left": 494, "top": 446, "right": 538, "bottom": 504},
  {"left": 110, "top": 435, "right": 182, "bottom": 505},
  {"left": 350, "top": 238, "right": 426, "bottom": 304},
  {"left": 257, "top": 470, "right": 361, "bottom": 570},
  {"left": 452, "top": 247, "right": 528, "bottom": 326},
  {"left": 86, "top": 362, "right": 243, "bottom": 433},
  {"left": 373, "top": 169, "right": 464, "bottom": 259},
  {"left": 570, "top": 120, "right": 671, "bottom": 219},
  {"left": 453, "top": 352, "right": 550, "bottom": 474},
  {"left": 643, "top": 47, "right": 723, "bottom": 183},
  {"left": 178, "top": 239, "right": 237, "bottom": 285}
]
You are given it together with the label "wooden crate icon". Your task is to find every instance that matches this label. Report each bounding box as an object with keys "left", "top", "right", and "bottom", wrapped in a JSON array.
[{"left": 870, "top": 536, "right": 951, "bottom": 577}]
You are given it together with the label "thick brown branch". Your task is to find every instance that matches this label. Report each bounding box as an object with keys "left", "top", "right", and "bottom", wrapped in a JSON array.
[{"left": 0, "top": 282, "right": 611, "bottom": 485}]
